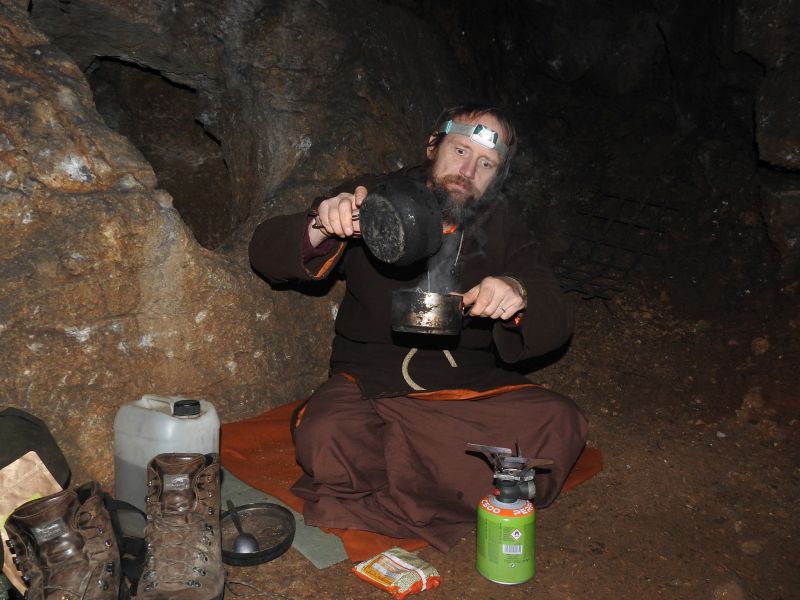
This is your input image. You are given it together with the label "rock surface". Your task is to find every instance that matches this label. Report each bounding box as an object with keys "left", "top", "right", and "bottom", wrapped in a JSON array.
[
  {"left": 735, "top": 0, "right": 800, "bottom": 279},
  {"left": 1, "top": 0, "right": 465, "bottom": 484},
  {"left": 760, "top": 171, "right": 800, "bottom": 279}
]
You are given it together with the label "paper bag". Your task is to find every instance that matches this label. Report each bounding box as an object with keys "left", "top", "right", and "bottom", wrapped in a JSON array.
[{"left": 0, "top": 450, "right": 62, "bottom": 594}]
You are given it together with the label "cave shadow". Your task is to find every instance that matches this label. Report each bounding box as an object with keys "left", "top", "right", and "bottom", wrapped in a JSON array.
[
  {"left": 85, "top": 56, "right": 236, "bottom": 250},
  {"left": 250, "top": 269, "right": 341, "bottom": 298}
]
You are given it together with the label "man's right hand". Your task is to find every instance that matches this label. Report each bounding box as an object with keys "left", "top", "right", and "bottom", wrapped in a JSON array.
[{"left": 308, "top": 185, "right": 368, "bottom": 247}]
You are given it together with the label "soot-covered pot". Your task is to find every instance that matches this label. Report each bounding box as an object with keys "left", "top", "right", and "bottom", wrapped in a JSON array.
[
  {"left": 391, "top": 289, "right": 463, "bottom": 335},
  {"left": 359, "top": 176, "right": 443, "bottom": 266}
]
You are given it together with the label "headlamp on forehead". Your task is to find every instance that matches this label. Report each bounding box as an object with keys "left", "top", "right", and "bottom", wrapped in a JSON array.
[{"left": 439, "top": 120, "right": 508, "bottom": 158}]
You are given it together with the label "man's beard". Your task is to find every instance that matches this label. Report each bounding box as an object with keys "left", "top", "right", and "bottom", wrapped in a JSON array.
[{"left": 430, "top": 174, "right": 481, "bottom": 226}]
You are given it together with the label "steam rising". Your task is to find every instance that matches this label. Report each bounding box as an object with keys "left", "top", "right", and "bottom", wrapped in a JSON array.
[
  {"left": 415, "top": 172, "right": 499, "bottom": 294},
  {"left": 424, "top": 230, "right": 463, "bottom": 293}
]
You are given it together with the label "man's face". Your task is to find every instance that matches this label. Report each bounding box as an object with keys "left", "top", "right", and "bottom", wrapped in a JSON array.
[{"left": 426, "top": 112, "right": 506, "bottom": 209}]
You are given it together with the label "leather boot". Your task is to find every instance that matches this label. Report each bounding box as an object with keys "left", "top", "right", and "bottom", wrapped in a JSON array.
[
  {"left": 4, "top": 482, "right": 121, "bottom": 600},
  {"left": 137, "top": 453, "right": 223, "bottom": 600}
]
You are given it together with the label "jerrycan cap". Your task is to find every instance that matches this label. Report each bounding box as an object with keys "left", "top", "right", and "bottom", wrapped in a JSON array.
[{"left": 173, "top": 399, "right": 201, "bottom": 417}]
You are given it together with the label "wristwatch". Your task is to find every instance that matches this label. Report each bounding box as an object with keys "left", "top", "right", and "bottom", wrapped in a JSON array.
[{"left": 502, "top": 275, "right": 527, "bottom": 309}]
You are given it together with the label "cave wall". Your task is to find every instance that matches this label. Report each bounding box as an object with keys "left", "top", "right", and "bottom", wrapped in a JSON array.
[
  {"left": 1, "top": 0, "right": 468, "bottom": 484},
  {"left": 408, "top": 0, "right": 797, "bottom": 303},
  {"left": 87, "top": 58, "right": 235, "bottom": 250},
  {"left": 29, "top": 0, "right": 469, "bottom": 226},
  {"left": 735, "top": 0, "right": 800, "bottom": 282},
  {"left": 1, "top": 0, "right": 797, "bottom": 485}
]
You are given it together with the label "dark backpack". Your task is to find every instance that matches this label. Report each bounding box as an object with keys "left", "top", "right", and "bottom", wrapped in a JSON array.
[
  {"left": 0, "top": 407, "right": 72, "bottom": 599},
  {"left": 0, "top": 407, "right": 71, "bottom": 488}
]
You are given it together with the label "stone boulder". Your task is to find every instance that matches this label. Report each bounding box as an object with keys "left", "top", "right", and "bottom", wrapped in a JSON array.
[
  {"left": 756, "top": 68, "right": 800, "bottom": 172},
  {"left": 760, "top": 172, "right": 800, "bottom": 281},
  {"left": 735, "top": 0, "right": 800, "bottom": 281},
  {"left": 1, "top": 0, "right": 466, "bottom": 484}
]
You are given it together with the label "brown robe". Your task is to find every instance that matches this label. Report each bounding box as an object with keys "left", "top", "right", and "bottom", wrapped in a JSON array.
[{"left": 248, "top": 169, "right": 588, "bottom": 551}]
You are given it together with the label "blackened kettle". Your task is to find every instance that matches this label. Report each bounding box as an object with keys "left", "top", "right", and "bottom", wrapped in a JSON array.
[{"left": 359, "top": 176, "right": 443, "bottom": 266}]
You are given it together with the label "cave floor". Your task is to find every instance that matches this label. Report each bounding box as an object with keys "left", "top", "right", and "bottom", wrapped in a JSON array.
[{"left": 225, "top": 284, "right": 800, "bottom": 599}]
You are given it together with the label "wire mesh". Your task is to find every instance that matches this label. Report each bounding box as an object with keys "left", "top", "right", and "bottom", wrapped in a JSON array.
[{"left": 554, "top": 192, "right": 676, "bottom": 299}]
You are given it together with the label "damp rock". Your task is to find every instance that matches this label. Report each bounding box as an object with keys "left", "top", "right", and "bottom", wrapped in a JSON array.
[
  {"left": 760, "top": 172, "right": 800, "bottom": 281},
  {"left": 739, "top": 540, "right": 763, "bottom": 555},
  {"left": 713, "top": 580, "right": 746, "bottom": 600},
  {"left": 736, "top": 387, "right": 765, "bottom": 423},
  {"left": 750, "top": 336, "right": 770, "bottom": 356}
]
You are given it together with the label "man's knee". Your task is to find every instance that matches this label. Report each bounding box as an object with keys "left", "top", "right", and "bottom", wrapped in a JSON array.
[
  {"left": 293, "top": 403, "right": 346, "bottom": 467},
  {"left": 524, "top": 388, "right": 587, "bottom": 434},
  {"left": 294, "top": 397, "right": 387, "bottom": 490},
  {"left": 294, "top": 393, "right": 385, "bottom": 469},
  {"left": 294, "top": 405, "right": 333, "bottom": 447}
]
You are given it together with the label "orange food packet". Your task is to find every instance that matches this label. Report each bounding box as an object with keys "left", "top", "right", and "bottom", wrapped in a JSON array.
[{"left": 352, "top": 547, "right": 441, "bottom": 599}]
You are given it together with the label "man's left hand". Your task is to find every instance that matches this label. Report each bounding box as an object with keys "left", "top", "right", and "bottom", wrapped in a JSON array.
[{"left": 460, "top": 276, "right": 526, "bottom": 320}]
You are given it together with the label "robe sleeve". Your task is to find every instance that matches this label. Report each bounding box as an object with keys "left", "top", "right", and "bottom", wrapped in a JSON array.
[
  {"left": 248, "top": 211, "right": 346, "bottom": 283},
  {"left": 492, "top": 215, "right": 574, "bottom": 363}
]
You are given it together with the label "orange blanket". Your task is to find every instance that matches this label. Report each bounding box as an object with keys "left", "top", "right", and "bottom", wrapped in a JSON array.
[{"left": 221, "top": 400, "right": 602, "bottom": 562}]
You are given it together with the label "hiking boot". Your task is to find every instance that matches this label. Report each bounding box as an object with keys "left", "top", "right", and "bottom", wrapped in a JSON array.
[
  {"left": 4, "top": 482, "right": 121, "bottom": 600},
  {"left": 137, "top": 453, "right": 224, "bottom": 600}
]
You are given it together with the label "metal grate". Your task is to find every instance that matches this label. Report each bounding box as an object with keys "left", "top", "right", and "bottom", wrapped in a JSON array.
[{"left": 554, "top": 192, "right": 676, "bottom": 299}]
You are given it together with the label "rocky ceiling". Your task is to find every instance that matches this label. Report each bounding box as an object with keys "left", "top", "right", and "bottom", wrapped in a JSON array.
[{"left": 1, "top": 0, "right": 797, "bottom": 482}]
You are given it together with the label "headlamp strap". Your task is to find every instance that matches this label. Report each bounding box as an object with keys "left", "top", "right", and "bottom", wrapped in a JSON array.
[{"left": 439, "top": 120, "right": 508, "bottom": 158}]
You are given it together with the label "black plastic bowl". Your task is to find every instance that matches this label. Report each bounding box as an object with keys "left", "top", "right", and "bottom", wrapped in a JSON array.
[{"left": 220, "top": 502, "right": 296, "bottom": 566}]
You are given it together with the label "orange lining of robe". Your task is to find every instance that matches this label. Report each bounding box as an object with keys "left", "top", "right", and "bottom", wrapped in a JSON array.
[
  {"left": 305, "top": 241, "right": 346, "bottom": 279},
  {"left": 442, "top": 224, "right": 458, "bottom": 235},
  {"left": 336, "top": 372, "right": 537, "bottom": 402},
  {"left": 407, "top": 383, "right": 537, "bottom": 401},
  {"left": 294, "top": 382, "right": 541, "bottom": 429},
  {"left": 221, "top": 398, "right": 603, "bottom": 563},
  {"left": 292, "top": 382, "right": 539, "bottom": 429}
]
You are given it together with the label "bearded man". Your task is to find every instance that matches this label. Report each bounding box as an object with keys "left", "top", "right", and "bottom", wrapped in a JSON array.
[{"left": 248, "top": 104, "right": 587, "bottom": 552}]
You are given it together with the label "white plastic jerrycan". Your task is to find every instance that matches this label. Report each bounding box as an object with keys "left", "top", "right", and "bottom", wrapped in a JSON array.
[{"left": 114, "top": 394, "right": 220, "bottom": 511}]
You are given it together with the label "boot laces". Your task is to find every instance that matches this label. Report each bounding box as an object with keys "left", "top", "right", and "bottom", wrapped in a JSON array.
[
  {"left": 43, "top": 558, "right": 106, "bottom": 600},
  {"left": 142, "top": 513, "right": 216, "bottom": 591}
]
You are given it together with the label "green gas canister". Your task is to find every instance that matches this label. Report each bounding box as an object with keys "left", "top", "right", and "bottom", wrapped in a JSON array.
[
  {"left": 476, "top": 494, "right": 536, "bottom": 584},
  {"left": 467, "top": 443, "right": 554, "bottom": 586}
]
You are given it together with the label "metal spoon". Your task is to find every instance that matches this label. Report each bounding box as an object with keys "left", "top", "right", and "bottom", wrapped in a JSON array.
[{"left": 226, "top": 500, "right": 260, "bottom": 554}]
